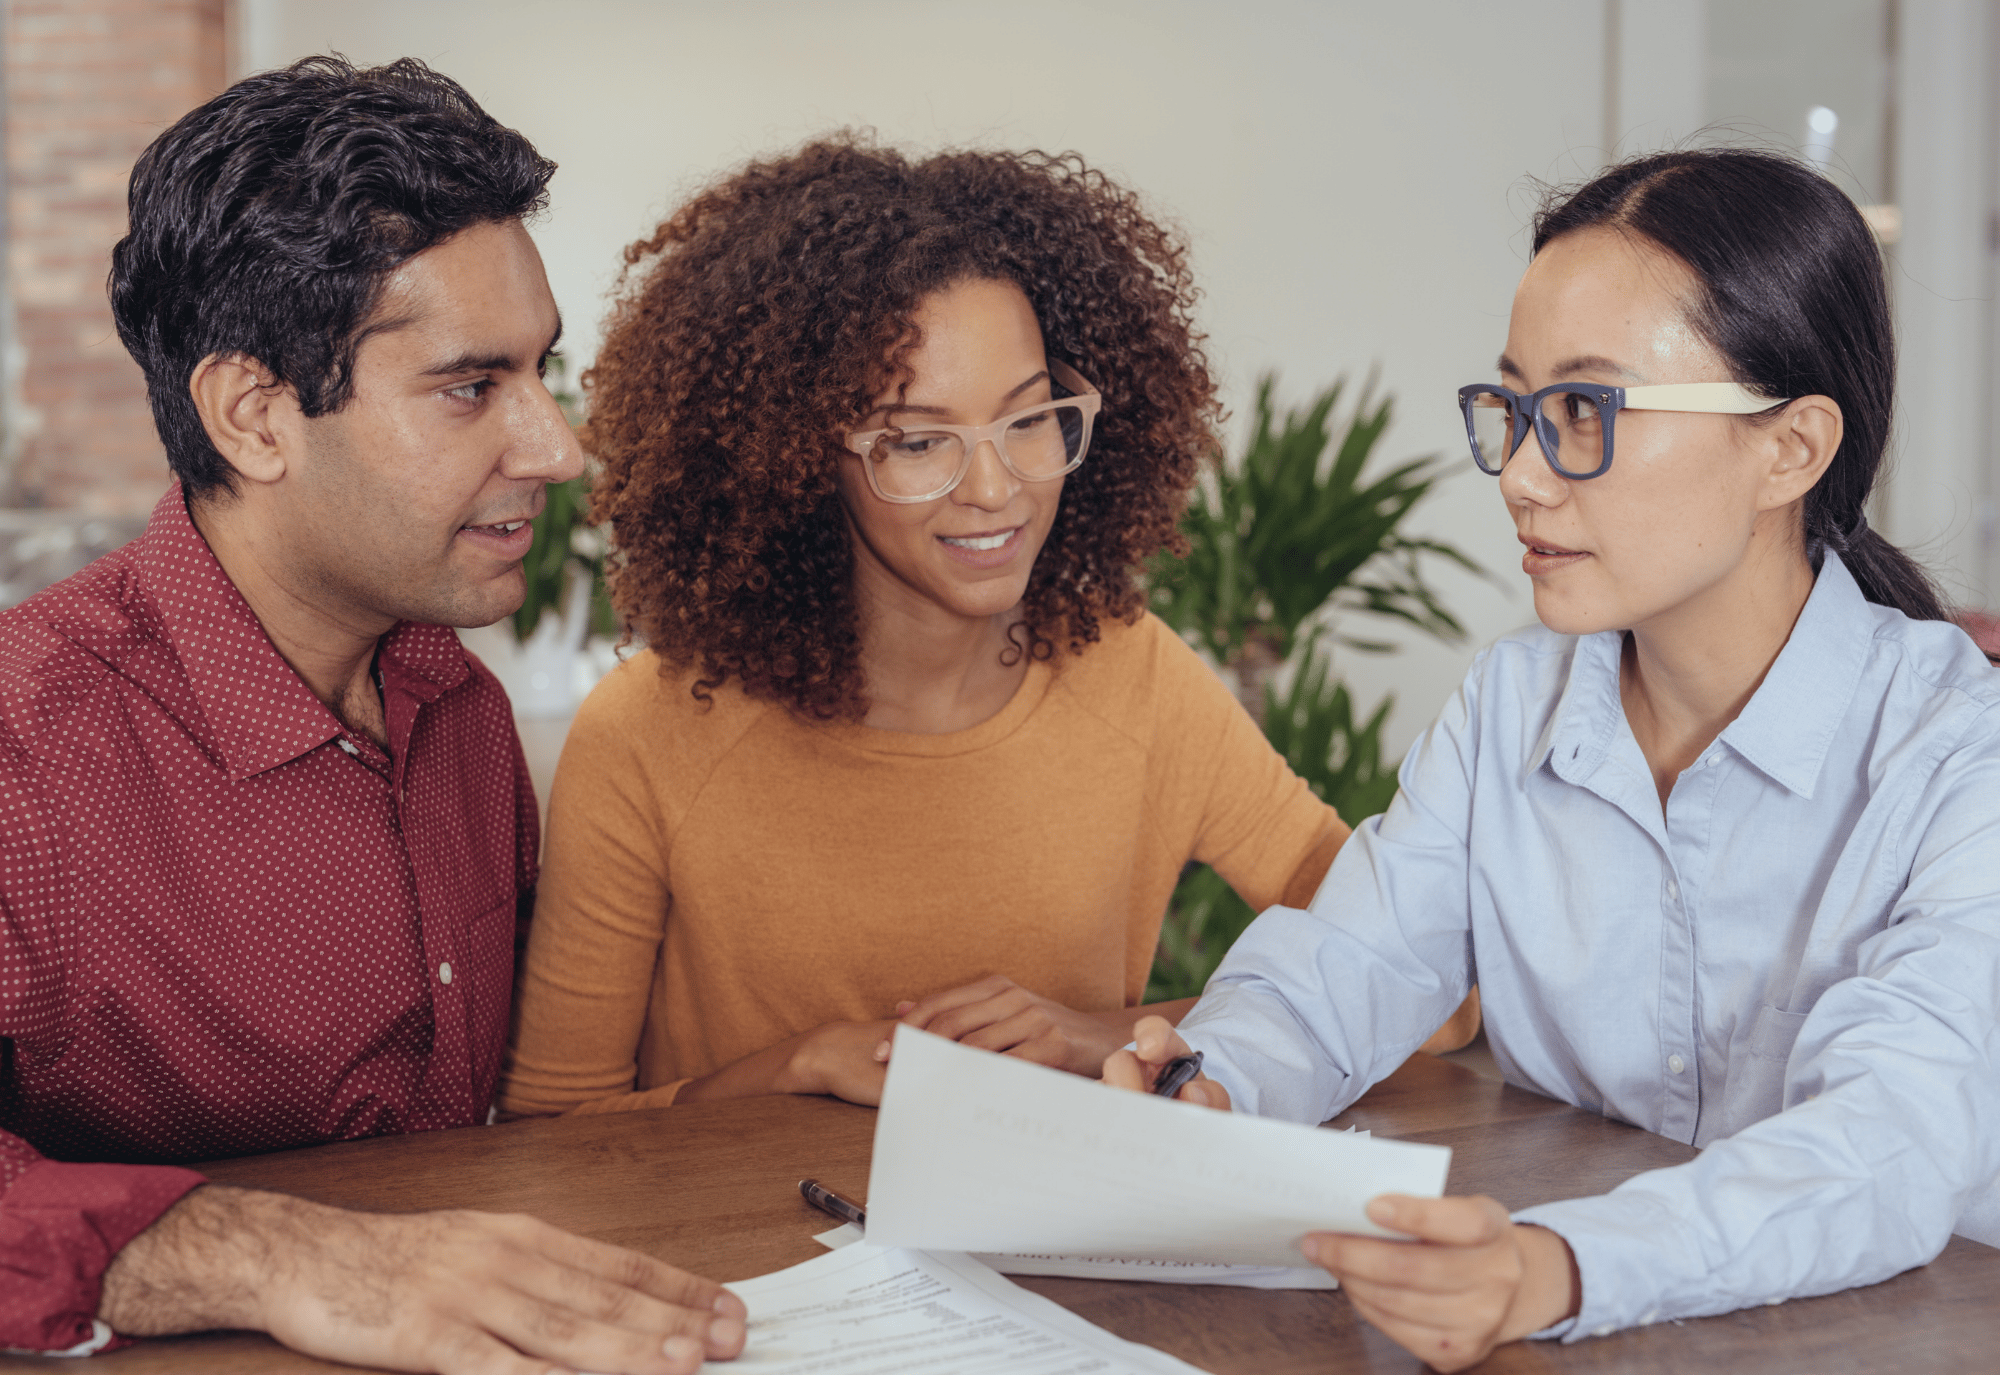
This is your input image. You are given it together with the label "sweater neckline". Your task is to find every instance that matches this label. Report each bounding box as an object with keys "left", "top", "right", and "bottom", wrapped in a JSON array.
[{"left": 813, "top": 656, "right": 1056, "bottom": 758}]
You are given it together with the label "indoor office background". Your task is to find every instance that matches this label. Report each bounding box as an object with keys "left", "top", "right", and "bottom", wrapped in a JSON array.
[{"left": 2, "top": 0, "right": 1995, "bottom": 760}]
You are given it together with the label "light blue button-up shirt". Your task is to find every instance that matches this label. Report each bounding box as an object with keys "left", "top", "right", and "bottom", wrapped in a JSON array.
[{"left": 1177, "top": 553, "right": 2000, "bottom": 1338}]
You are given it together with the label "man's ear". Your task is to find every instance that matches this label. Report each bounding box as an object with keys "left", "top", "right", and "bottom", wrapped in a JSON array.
[
  {"left": 1758, "top": 393, "right": 1842, "bottom": 511},
  {"left": 189, "top": 354, "right": 297, "bottom": 485}
]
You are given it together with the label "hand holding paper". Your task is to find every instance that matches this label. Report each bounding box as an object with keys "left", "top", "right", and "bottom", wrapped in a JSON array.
[{"left": 865, "top": 1027, "right": 1450, "bottom": 1269}]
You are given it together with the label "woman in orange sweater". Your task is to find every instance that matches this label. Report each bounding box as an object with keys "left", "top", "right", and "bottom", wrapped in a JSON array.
[{"left": 500, "top": 136, "right": 1474, "bottom": 1118}]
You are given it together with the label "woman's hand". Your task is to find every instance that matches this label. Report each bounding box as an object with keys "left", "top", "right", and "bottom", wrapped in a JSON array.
[
  {"left": 1099, "top": 1015, "right": 1231, "bottom": 1109},
  {"left": 679, "top": 1020, "right": 898, "bottom": 1107},
  {"left": 889, "top": 974, "right": 1137, "bottom": 1076},
  {"left": 1301, "top": 1195, "right": 1579, "bottom": 1373}
]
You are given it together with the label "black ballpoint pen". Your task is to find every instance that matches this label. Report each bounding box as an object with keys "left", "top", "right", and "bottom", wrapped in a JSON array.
[
  {"left": 1151, "top": 1050, "right": 1204, "bottom": 1098},
  {"left": 798, "top": 1178, "right": 867, "bottom": 1229}
]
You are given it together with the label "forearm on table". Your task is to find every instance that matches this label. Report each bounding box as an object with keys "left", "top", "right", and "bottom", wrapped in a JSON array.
[
  {"left": 677, "top": 1030, "right": 823, "bottom": 1104},
  {"left": 98, "top": 1185, "right": 304, "bottom": 1336}
]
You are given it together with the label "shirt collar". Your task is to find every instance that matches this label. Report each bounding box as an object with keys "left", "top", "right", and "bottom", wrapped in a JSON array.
[
  {"left": 1532, "top": 551, "right": 1872, "bottom": 799},
  {"left": 1532, "top": 629, "right": 1627, "bottom": 788},
  {"left": 1716, "top": 551, "right": 1871, "bottom": 798},
  {"left": 133, "top": 486, "right": 469, "bottom": 780}
]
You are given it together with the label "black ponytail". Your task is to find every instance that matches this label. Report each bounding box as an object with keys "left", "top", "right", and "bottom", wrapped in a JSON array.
[{"left": 1533, "top": 149, "right": 1949, "bottom": 624}]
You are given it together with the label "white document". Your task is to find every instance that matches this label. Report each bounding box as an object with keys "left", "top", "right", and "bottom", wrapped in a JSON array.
[
  {"left": 866, "top": 1027, "right": 1451, "bottom": 1269},
  {"left": 814, "top": 1223, "right": 1339, "bottom": 1290},
  {"left": 700, "top": 1240, "right": 1206, "bottom": 1373}
]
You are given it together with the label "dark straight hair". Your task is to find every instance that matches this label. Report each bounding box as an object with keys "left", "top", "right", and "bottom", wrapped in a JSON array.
[
  {"left": 110, "top": 55, "right": 556, "bottom": 500},
  {"left": 1533, "top": 148, "right": 1949, "bottom": 624}
]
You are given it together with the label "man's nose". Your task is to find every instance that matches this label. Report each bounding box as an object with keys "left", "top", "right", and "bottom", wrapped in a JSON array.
[{"left": 503, "top": 378, "right": 586, "bottom": 483}]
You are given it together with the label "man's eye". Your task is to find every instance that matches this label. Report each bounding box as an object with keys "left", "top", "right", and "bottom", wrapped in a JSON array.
[{"left": 446, "top": 379, "right": 493, "bottom": 403}]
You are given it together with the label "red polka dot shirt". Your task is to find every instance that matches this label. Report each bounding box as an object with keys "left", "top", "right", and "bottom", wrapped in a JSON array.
[{"left": 0, "top": 488, "right": 538, "bottom": 1354}]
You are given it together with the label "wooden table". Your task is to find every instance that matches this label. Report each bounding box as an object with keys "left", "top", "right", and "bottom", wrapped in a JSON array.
[{"left": 13, "top": 1055, "right": 1998, "bottom": 1373}]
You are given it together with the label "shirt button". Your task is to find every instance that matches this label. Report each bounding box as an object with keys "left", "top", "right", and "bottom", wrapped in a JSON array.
[
  {"left": 1593, "top": 1324, "right": 1615, "bottom": 1338},
  {"left": 1668, "top": 1054, "right": 1686, "bottom": 1074},
  {"left": 1664, "top": 878, "right": 1681, "bottom": 903},
  {"left": 438, "top": 961, "right": 453, "bottom": 985},
  {"left": 338, "top": 739, "right": 359, "bottom": 755}
]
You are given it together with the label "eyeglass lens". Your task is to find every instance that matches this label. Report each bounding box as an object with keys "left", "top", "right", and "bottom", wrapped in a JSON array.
[
  {"left": 869, "top": 402, "right": 1089, "bottom": 500},
  {"left": 1466, "top": 389, "right": 1607, "bottom": 478}
]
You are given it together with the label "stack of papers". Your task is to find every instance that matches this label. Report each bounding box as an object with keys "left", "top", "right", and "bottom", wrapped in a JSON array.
[
  {"left": 707, "top": 1029, "right": 1454, "bottom": 1371},
  {"left": 705, "top": 1242, "right": 1208, "bottom": 1373},
  {"left": 864, "top": 1028, "right": 1450, "bottom": 1268}
]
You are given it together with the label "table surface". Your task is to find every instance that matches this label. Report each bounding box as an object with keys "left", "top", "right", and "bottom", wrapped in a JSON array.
[{"left": 12, "top": 1054, "right": 1997, "bottom": 1373}]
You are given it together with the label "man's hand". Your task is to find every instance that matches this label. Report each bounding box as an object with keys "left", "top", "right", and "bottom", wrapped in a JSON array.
[
  {"left": 98, "top": 1185, "right": 748, "bottom": 1374},
  {"left": 1099, "top": 1015, "right": 1231, "bottom": 1109},
  {"left": 1301, "top": 1194, "right": 1579, "bottom": 1373},
  {"left": 888, "top": 975, "right": 1132, "bottom": 1076}
]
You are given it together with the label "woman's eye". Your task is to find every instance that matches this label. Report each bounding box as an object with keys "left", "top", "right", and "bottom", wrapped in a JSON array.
[
  {"left": 883, "top": 434, "right": 947, "bottom": 460},
  {"left": 1009, "top": 411, "right": 1054, "bottom": 435}
]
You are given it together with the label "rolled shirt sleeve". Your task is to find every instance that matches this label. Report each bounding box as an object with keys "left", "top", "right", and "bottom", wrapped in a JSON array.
[{"left": 0, "top": 1153, "right": 204, "bottom": 1353}]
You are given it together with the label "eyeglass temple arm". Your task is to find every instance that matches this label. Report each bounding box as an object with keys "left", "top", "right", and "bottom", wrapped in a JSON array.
[{"left": 1617, "top": 382, "right": 1786, "bottom": 414}]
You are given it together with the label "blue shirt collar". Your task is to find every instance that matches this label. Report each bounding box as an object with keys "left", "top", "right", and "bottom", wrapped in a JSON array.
[{"left": 1534, "top": 552, "right": 1873, "bottom": 800}]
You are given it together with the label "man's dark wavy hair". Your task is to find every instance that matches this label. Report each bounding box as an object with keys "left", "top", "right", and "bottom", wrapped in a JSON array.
[{"left": 110, "top": 55, "right": 556, "bottom": 500}]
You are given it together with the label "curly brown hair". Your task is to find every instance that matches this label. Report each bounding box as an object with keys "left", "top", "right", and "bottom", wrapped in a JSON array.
[{"left": 583, "top": 134, "right": 1220, "bottom": 719}]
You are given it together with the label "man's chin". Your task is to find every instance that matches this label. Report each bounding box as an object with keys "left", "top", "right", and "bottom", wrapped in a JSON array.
[{"left": 387, "top": 570, "right": 528, "bottom": 632}]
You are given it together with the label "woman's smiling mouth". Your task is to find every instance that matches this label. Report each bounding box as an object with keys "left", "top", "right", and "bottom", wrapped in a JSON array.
[{"left": 936, "top": 525, "right": 1025, "bottom": 567}]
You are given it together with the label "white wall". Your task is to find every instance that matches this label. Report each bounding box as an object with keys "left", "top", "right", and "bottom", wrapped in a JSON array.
[
  {"left": 244, "top": 0, "right": 1613, "bottom": 756},
  {"left": 1889, "top": 0, "right": 2000, "bottom": 610}
]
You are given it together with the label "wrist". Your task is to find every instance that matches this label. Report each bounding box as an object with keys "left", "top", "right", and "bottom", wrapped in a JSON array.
[
  {"left": 773, "top": 1027, "right": 831, "bottom": 1097},
  {"left": 1504, "top": 1223, "right": 1581, "bottom": 1340},
  {"left": 99, "top": 1186, "right": 298, "bottom": 1336}
]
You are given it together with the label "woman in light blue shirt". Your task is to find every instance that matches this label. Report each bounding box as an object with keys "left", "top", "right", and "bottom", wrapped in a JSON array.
[{"left": 1109, "top": 148, "right": 2000, "bottom": 1368}]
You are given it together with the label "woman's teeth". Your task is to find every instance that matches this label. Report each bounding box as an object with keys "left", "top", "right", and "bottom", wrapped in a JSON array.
[{"left": 942, "top": 531, "right": 1012, "bottom": 551}]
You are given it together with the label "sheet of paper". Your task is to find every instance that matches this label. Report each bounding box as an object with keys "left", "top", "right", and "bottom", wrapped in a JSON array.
[
  {"left": 699, "top": 1240, "right": 1207, "bottom": 1373},
  {"left": 813, "top": 1224, "right": 1338, "bottom": 1289},
  {"left": 866, "top": 1027, "right": 1451, "bottom": 1269}
]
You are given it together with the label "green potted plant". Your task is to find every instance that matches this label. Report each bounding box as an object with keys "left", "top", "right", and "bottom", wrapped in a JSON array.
[{"left": 1146, "top": 375, "right": 1482, "bottom": 1000}]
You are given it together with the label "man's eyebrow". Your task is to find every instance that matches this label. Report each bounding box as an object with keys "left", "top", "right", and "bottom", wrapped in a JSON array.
[
  {"left": 419, "top": 316, "right": 567, "bottom": 379},
  {"left": 882, "top": 370, "right": 1050, "bottom": 418}
]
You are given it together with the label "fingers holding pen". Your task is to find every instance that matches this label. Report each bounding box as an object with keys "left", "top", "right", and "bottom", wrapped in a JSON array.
[{"left": 1100, "top": 1016, "right": 1231, "bottom": 1108}]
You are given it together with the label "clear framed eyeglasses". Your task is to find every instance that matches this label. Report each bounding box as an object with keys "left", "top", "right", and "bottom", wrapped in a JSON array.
[
  {"left": 844, "top": 360, "right": 1102, "bottom": 504},
  {"left": 1458, "top": 381, "right": 1787, "bottom": 480}
]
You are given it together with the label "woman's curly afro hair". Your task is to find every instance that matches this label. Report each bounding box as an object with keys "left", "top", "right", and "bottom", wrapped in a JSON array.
[{"left": 583, "top": 133, "right": 1220, "bottom": 719}]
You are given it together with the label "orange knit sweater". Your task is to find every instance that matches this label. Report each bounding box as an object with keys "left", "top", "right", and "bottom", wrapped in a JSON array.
[{"left": 499, "top": 612, "right": 1347, "bottom": 1117}]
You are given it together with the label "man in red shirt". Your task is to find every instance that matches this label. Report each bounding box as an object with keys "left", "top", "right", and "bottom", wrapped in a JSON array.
[{"left": 0, "top": 56, "right": 746, "bottom": 1374}]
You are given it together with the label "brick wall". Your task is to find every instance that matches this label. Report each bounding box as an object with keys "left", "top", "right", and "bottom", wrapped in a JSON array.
[{"left": 5, "top": 0, "right": 225, "bottom": 513}]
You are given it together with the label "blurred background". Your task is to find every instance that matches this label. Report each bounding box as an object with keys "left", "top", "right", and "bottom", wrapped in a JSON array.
[{"left": 1, "top": 0, "right": 1994, "bottom": 767}]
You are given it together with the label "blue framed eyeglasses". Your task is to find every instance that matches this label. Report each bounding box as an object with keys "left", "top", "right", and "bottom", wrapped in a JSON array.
[{"left": 1458, "top": 381, "right": 1786, "bottom": 480}]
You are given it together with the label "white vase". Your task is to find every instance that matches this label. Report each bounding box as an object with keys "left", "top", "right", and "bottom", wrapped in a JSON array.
[{"left": 456, "top": 572, "right": 602, "bottom": 720}]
